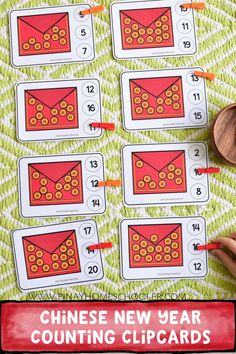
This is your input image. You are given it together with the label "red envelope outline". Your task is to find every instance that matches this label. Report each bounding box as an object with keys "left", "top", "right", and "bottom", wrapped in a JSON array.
[
  {"left": 128, "top": 223, "right": 183, "bottom": 268},
  {"left": 28, "top": 161, "right": 84, "bottom": 206},
  {"left": 130, "top": 76, "right": 185, "bottom": 120},
  {"left": 22, "top": 230, "right": 81, "bottom": 279},
  {"left": 17, "top": 12, "right": 71, "bottom": 56},
  {"left": 132, "top": 150, "right": 187, "bottom": 194},
  {"left": 25, "top": 87, "right": 79, "bottom": 131},
  {"left": 120, "top": 7, "right": 174, "bottom": 50}
]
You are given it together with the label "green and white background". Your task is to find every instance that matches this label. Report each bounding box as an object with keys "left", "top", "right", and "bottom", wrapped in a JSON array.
[{"left": 0, "top": 0, "right": 236, "bottom": 301}]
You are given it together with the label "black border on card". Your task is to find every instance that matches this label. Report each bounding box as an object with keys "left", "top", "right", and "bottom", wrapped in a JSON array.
[
  {"left": 18, "top": 153, "right": 106, "bottom": 218},
  {"left": 9, "top": 4, "right": 95, "bottom": 68},
  {"left": 11, "top": 220, "right": 104, "bottom": 292},
  {"left": 119, "top": 216, "right": 208, "bottom": 281},
  {"left": 110, "top": 0, "right": 197, "bottom": 60},
  {"left": 15, "top": 78, "right": 102, "bottom": 142},
  {"left": 120, "top": 67, "right": 208, "bottom": 132},
  {"left": 121, "top": 142, "right": 210, "bottom": 207},
  {"left": 0, "top": 300, "right": 235, "bottom": 353}
]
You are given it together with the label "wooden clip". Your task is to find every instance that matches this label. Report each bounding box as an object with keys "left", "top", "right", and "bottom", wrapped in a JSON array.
[
  {"left": 196, "top": 167, "right": 221, "bottom": 174},
  {"left": 90, "top": 122, "right": 115, "bottom": 131},
  {"left": 88, "top": 242, "right": 113, "bottom": 251},
  {"left": 196, "top": 243, "right": 221, "bottom": 251},
  {"left": 98, "top": 180, "right": 122, "bottom": 187},
  {"left": 181, "top": 2, "right": 206, "bottom": 10},
  {"left": 80, "top": 5, "right": 105, "bottom": 16},
  {"left": 194, "top": 71, "right": 216, "bottom": 81}
]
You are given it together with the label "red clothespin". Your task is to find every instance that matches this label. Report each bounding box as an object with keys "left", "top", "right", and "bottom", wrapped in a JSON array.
[
  {"left": 181, "top": 2, "right": 206, "bottom": 10},
  {"left": 90, "top": 122, "right": 115, "bottom": 131},
  {"left": 194, "top": 71, "right": 216, "bottom": 81},
  {"left": 196, "top": 243, "right": 221, "bottom": 251},
  {"left": 196, "top": 167, "right": 221, "bottom": 174},
  {"left": 87, "top": 242, "right": 113, "bottom": 251},
  {"left": 80, "top": 5, "right": 105, "bottom": 16},
  {"left": 98, "top": 180, "right": 122, "bottom": 187}
]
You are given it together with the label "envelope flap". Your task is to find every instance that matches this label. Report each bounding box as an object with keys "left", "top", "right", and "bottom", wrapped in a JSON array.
[
  {"left": 121, "top": 7, "right": 170, "bottom": 28},
  {"left": 130, "top": 224, "right": 181, "bottom": 245},
  {"left": 23, "top": 230, "right": 74, "bottom": 254},
  {"left": 133, "top": 150, "right": 184, "bottom": 172},
  {"left": 131, "top": 77, "right": 181, "bottom": 99},
  {"left": 26, "top": 87, "right": 76, "bottom": 109},
  {"left": 29, "top": 161, "right": 80, "bottom": 183},
  {"left": 18, "top": 13, "right": 67, "bottom": 34}
]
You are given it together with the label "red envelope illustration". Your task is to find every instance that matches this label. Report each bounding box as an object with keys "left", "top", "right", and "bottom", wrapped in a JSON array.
[
  {"left": 17, "top": 12, "right": 71, "bottom": 56},
  {"left": 130, "top": 76, "right": 184, "bottom": 120},
  {"left": 23, "top": 230, "right": 80, "bottom": 279},
  {"left": 120, "top": 7, "right": 174, "bottom": 50},
  {"left": 128, "top": 223, "right": 183, "bottom": 268},
  {"left": 25, "top": 87, "right": 79, "bottom": 131},
  {"left": 132, "top": 150, "right": 187, "bottom": 194},
  {"left": 28, "top": 161, "right": 83, "bottom": 206}
]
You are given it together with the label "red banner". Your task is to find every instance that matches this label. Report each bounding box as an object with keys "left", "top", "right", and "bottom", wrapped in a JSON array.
[{"left": 1, "top": 301, "right": 235, "bottom": 352}]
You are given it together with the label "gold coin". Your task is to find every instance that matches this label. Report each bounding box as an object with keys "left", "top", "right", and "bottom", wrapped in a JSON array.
[
  {"left": 134, "top": 97, "right": 141, "bottom": 104},
  {"left": 27, "top": 244, "right": 35, "bottom": 252},
  {"left": 175, "top": 177, "right": 183, "bottom": 185},
  {"left": 68, "top": 258, "right": 76, "bottom": 266},
  {"left": 52, "top": 262, "right": 60, "bottom": 270},
  {"left": 135, "top": 107, "right": 143, "bottom": 114},
  {"left": 36, "top": 112, "right": 43, "bottom": 119},
  {"left": 52, "top": 34, "right": 59, "bottom": 41},
  {"left": 52, "top": 26, "right": 59, "bottom": 33},
  {"left": 71, "top": 179, "right": 79, "bottom": 187},
  {"left": 52, "top": 254, "right": 59, "bottom": 261},
  {"left": 60, "top": 101, "right": 67, "bottom": 108},
  {"left": 126, "top": 37, "right": 133, "bottom": 44},
  {"left": 72, "top": 188, "right": 79, "bottom": 196},
  {"left": 157, "top": 97, "right": 164, "bottom": 105},
  {"left": 147, "top": 28, "right": 154, "bottom": 35},
  {"left": 139, "top": 28, "right": 146, "bottom": 35},
  {"left": 43, "top": 42, "right": 51, "bottom": 49},
  {"left": 41, "top": 118, "right": 49, "bottom": 126},
  {"left": 66, "top": 239, "right": 73, "bottom": 247},
  {"left": 60, "top": 38, "right": 67, "bottom": 45},
  {"left": 162, "top": 24, "right": 169, "bottom": 31},
  {"left": 159, "top": 171, "right": 166, "bottom": 179},
  {"left": 37, "top": 259, "right": 44, "bottom": 266},
  {"left": 124, "top": 27, "right": 131, "bottom": 34},
  {"left": 140, "top": 249, "right": 147, "bottom": 256},
  {"left": 145, "top": 255, "right": 153, "bottom": 263},
  {"left": 165, "top": 237, "right": 172, "bottom": 245},
  {"left": 40, "top": 178, "right": 48, "bottom": 186},
  {"left": 164, "top": 246, "right": 171, "bottom": 254},
  {"left": 55, "top": 191, "right": 63, "bottom": 199},
  {"left": 175, "top": 168, "right": 182, "bottom": 176},
  {"left": 36, "top": 104, "right": 44, "bottom": 111},
  {"left": 40, "top": 186, "right": 47, "bottom": 194},
  {"left": 149, "top": 181, "right": 157, "bottom": 189},
  {"left": 29, "top": 97, "right": 36, "bottom": 105},
  {"left": 142, "top": 93, "right": 149, "bottom": 100},
  {"left": 156, "top": 36, "right": 162, "bottom": 43},
  {"left": 64, "top": 183, "right": 71, "bottom": 191},
  {"left": 132, "top": 23, "right": 139, "bottom": 30},
  {"left": 155, "top": 28, "right": 162, "bottom": 35},
  {"left": 137, "top": 180, "right": 145, "bottom": 188},
  {"left": 36, "top": 250, "right": 43, "bottom": 258},
  {"left": 173, "top": 94, "right": 180, "bottom": 101},
  {"left": 60, "top": 245, "right": 67, "bottom": 253},
  {"left": 31, "top": 265, "right": 38, "bottom": 272},
  {"left": 132, "top": 31, "right": 139, "bottom": 39},
  {"left": 51, "top": 108, "right": 58, "bottom": 116},
  {"left": 67, "top": 105, "right": 74, "bottom": 112},
  {"left": 60, "top": 253, "right": 67, "bottom": 261},
  {"left": 168, "top": 164, "right": 175, "bottom": 172},
  {"left": 136, "top": 160, "right": 143, "bottom": 168},
  {"left": 67, "top": 114, "right": 75, "bottom": 121},
  {"left": 30, "top": 118, "right": 37, "bottom": 125},
  {"left": 151, "top": 234, "right": 158, "bottom": 242},
  {"left": 28, "top": 255, "right": 36, "bottom": 262},
  {"left": 161, "top": 15, "right": 168, "bottom": 22},
  {"left": 164, "top": 254, "right": 171, "bottom": 262},
  {"left": 51, "top": 117, "right": 58, "bottom": 125},
  {"left": 172, "top": 85, "right": 179, "bottom": 92},
  {"left": 71, "top": 169, "right": 78, "bottom": 177},
  {"left": 165, "top": 98, "right": 172, "bottom": 106},
  {"left": 155, "top": 245, "right": 162, "bottom": 253},
  {"left": 59, "top": 29, "right": 66, "bottom": 37},
  {"left": 134, "top": 87, "right": 141, "bottom": 94},
  {"left": 61, "top": 262, "right": 69, "bottom": 269},
  {"left": 33, "top": 192, "right": 41, "bottom": 200},
  {"left": 167, "top": 172, "right": 175, "bottom": 180},
  {"left": 155, "top": 254, "right": 162, "bottom": 261},
  {"left": 147, "top": 36, "right": 154, "bottom": 43},
  {"left": 171, "top": 242, "right": 179, "bottom": 249},
  {"left": 44, "top": 33, "right": 51, "bottom": 40},
  {"left": 172, "top": 251, "right": 179, "bottom": 259},
  {"left": 59, "top": 109, "right": 67, "bottom": 116},
  {"left": 43, "top": 264, "right": 50, "bottom": 272},
  {"left": 163, "top": 33, "right": 170, "bottom": 40},
  {"left": 159, "top": 180, "right": 166, "bottom": 188},
  {"left": 157, "top": 106, "right": 164, "bottom": 113},
  {"left": 132, "top": 233, "right": 140, "bottom": 241},
  {"left": 65, "top": 175, "right": 72, "bottom": 183},
  {"left": 23, "top": 43, "right": 30, "bottom": 50},
  {"left": 155, "top": 20, "right": 162, "bottom": 27},
  {"left": 142, "top": 101, "right": 149, "bottom": 109},
  {"left": 144, "top": 175, "right": 151, "bottom": 183},
  {"left": 34, "top": 43, "right": 41, "bottom": 50},
  {"left": 137, "top": 37, "right": 144, "bottom": 44},
  {"left": 45, "top": 192, "right": 53, "bottom": 200},
  {"left": 134, "top": 254, "right": 141, "bottom": 262},
  {"left": 147, "top": 107, "right": 154, "bottom": 114},
  {"left": 171, "top": 232, "right": 178, "bottom": 240},
  {"left": 147, "top": 245, "right": 154, "bottom": 253},
  {"left": 173, "top": 103, "right": 180, "bottom": 110},
  {"left": 124, "top": 18, "right": 131, "bottom": 25},
  {"left": 133, "top": 244, "right": 139, "bottom": 251},
  {"left": 140, "top": 240, "right": 147, "bottom": 248},
  {"left": 166, "top": 90, "right": 173, "bottom": 97},
  {"left": 67, "top": 249, "right": 75, "bottom": 256},
  {"left": 55, "top": 183, "right": 63, "bottom": 190}
]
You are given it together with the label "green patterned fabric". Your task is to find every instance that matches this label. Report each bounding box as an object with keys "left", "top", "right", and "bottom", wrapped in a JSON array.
[{"left": 1, "top": 0, "right": 236, "bottom": 301}]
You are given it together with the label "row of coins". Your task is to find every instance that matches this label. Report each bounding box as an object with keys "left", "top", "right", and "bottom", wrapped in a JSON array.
[
  {"left": 29, "top": 115, "right": 75, "bottom": 126},
  {"left": 132, "top": 241, "right": 179, "bottom": 253},
  {"left": 133, "top": 85, "right": 179, "bottom": 96},
  {"left": 136, "top": 162, "right": 183, "bottom": 176},
  {"left": 133, "top": 251, "right": 179, "bottom": 263},
  {"left": 30, "top": 258, "right": 76, "bottom": 273},
  {"left": 137, "top": 177, "right": 183, "bottom": 189},
  {"left": 133, "top": 94, "right": 180, "bottom": 105},
  {"left": 132, "top": 232, "right": 179, "bottom": 243},
  {"left": 27, "top": 239, "right": 74, "bottom": 255},
  {"left": 33, "top": 188, "right": 80, "bottom": 200},
  {"left": 123, "top": 15, "right": 169, "bottom": 26},
  {"left": 125, "top": 33, "right": 170, "bottom": 45},
  {"left": 32, "top": 169, "right": 79, "bottom": 181},
  {"left": 124, "top": 24, "right": 169, "bottom": 35},
  {"left": 135, "top": 103, "right": 180, "bottom": 115},
  {"left": 28, "top": 98, "right": 75, "bottom": 113},
  {"left": 22, "top": 27, "right": 68, "bottom": 51}
]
